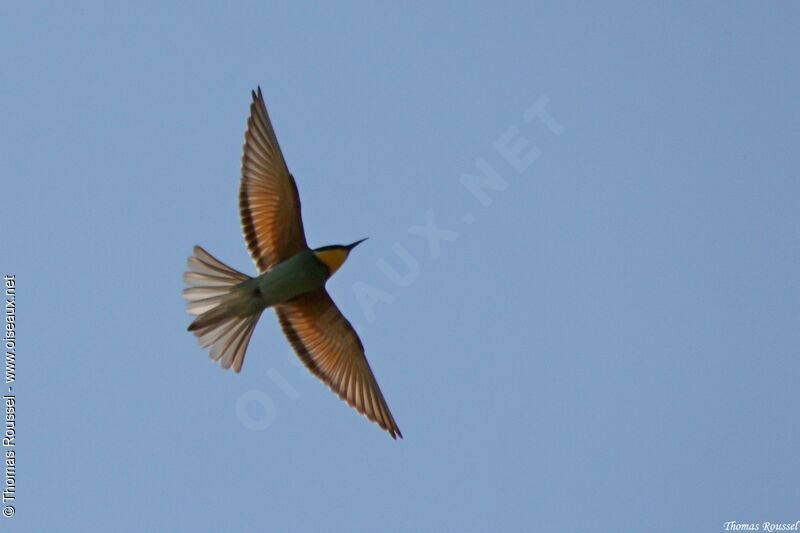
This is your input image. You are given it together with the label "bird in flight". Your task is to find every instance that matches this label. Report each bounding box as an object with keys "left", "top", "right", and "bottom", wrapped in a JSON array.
[{"left": 183, "top": 87, "right": 401, "bottom": 439}]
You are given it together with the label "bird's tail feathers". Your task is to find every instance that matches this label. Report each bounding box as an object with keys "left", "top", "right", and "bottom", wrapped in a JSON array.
[{"left": 183, "top": 246, "right": 262, "bottom": 372}]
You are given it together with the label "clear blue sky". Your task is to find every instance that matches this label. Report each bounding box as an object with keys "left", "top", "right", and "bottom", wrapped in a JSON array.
[{"left": 3, "top": 2, "right": 799, "bottom": 532}]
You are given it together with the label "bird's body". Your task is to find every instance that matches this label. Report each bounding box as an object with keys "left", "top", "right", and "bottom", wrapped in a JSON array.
[
  {"left": 251, "top": 249, "right": 331, "bottom": 308},
  {"left": 188, "top": 247, "right": 355, "bottom": 328},
  {"left": 183, "top": 87, "right": 401, "bottom": 438}
]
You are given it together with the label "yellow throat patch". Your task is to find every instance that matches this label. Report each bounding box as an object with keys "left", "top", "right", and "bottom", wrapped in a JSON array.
[{"left": 314, "top": 248, "right": 349, "bottom": 276}]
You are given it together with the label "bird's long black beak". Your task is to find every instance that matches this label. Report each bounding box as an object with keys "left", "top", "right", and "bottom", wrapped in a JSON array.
[{"left": 346, "top": 237, "right": 368, "bottom": 251}]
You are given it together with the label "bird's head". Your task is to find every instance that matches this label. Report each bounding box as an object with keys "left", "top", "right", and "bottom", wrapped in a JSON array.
[{"left": 313, "top": 238, "right": 368, "bottom": 276}]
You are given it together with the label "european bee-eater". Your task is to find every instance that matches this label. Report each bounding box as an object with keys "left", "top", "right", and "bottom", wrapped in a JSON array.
[{"left": 183, "top": 87, "right": 401, "bottom": 439}]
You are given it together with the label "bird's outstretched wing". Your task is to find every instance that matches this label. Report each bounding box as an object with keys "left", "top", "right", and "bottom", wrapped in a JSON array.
[
  {"left": 275, "top": 290, "right": 402, "bottom": 439},
  {"left": 240, "top": 87, "right": 308, "bottom": 272}
]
